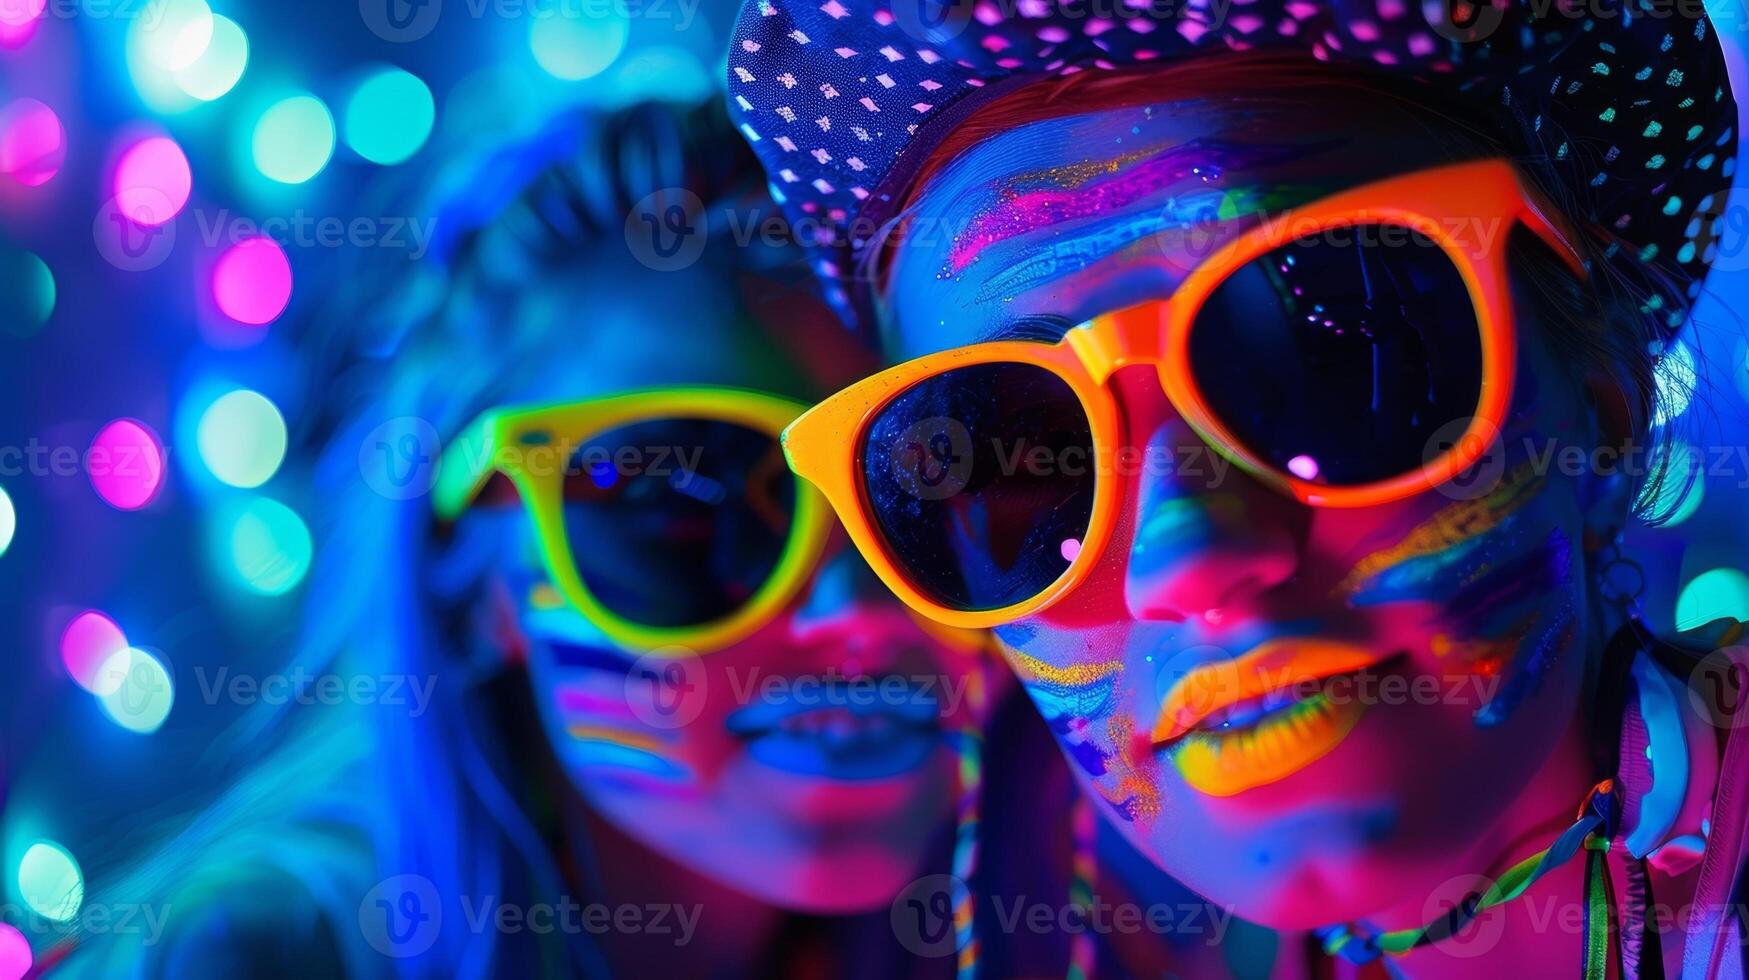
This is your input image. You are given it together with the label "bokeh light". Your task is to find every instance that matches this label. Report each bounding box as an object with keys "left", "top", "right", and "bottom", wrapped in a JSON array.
[
  {"left": 134, "top": 0, "right": 213, "bottom": 71},
  {"left": 0, "top": 0, "right": 44, "bottom": 48},
  {"left": 88, "top": 419, "right": 166, "bottom": 510},
  {"left": 196, "top": 389, "right": 286, "bottom": 488},
  {"left": 172, "top": 14, "right": 247, "bottom": 102},
  {"left": 97, "top": 647, "right": 175, "bottom": 733},
  {"left": 0, "top": 485, "right": 12, "bottom": 558},
  {"left": 0, "top": 249, "right": 54, "bottom": 337},
  {"left": 607, "top": 46, "right": 711, "bottom": 105},
  {"left": 61, "top": 610, "right": 129, "bottom": 694},
  {"left": 113, "top": 136, "right": 192, "bottom": 226},
  {"left": 251, "top": 93, "right": 334, "bottom": 184},
  {"left": 1653, "top": 341, "right": 1697, "bottom": 427},
  {"left": 0, "top": 98, "right": 65, "bottom": 187},
  {"left": 0, "top": 923, "right": 29, "bottom": 980},
  {"left": 1675, "top": 567, "right": 1749, "bottom": 630},
  {"left": 1637, "top": 442, "right": 1707, "bottom": 527},
  {"left": 529, "top": 12, "right": 628, "bottom": 81},
  {"left": 225, "top": 498, "right": 311, "bottom": 595},
  {"left": 211, "top": 236, "right": 292, "bottom": 325},
  {"left": 16, "top": 841, "right": 81, "bottom": 922},
  {"left": 343, "top": 67, "right": 434, "bottom": 165}
]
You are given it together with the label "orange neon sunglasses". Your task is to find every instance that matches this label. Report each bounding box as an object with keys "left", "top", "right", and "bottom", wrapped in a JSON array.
[{"left": 781, "top": 159, "right": 1588, "bottom": 629}]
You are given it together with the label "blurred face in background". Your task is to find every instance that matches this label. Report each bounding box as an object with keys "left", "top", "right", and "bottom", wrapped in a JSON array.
[{"left": 444, "top": 242, "right": 1003, "bottom": 912}]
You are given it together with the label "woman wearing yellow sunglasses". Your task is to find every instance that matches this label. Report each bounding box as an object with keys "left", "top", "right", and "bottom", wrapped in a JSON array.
[
  {"left": 730, "top": 2, "right": 1748, "bottom": 977},
  {"left": 382, "top": 101, "right": 1027, "bottom": 972}
]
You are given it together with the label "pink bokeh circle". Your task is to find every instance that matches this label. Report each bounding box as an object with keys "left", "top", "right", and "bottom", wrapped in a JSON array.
[
  {"left": 60, "top": 609, "right": 128, "bottom": 693},
  {"left": 211, "top": 236, "right": 292, "bottom": 325},
  {"left": 0, "top": 98, "right": 65, "bottom": 186},
  {"left": 113, "top": 136, "right": 191, "bottom": 226},
  {"left": 88, "top": 418, "right": 166, "bottom": 510}
]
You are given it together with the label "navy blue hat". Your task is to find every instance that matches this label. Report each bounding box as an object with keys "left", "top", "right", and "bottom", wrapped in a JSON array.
[{"left": 726, "top": 0, "right": 1738, "bottom": 336}]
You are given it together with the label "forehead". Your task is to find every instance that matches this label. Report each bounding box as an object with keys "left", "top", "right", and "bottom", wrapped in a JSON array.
[
  {"left": 495, "top": 250, "right": 817, "bottom": 404},
  {"left": 878, "top": 94, "right": 1481, "bottom": 359}
]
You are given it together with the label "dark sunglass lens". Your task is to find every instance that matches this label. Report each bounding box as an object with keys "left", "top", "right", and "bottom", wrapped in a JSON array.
[
  {"left": 561, "top": 418, "right": 794, "bottom": 628},
  {"left": 860, "top": 362, "right": 1096, "bottom": 612},
  {"left": 1187, "top": 224, "right": 1483, "bottom": 486}
]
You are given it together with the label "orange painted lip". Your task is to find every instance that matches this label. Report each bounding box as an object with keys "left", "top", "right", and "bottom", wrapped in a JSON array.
[{"left": 1150, "top": 639, "right": 1387, "bottom": 745}]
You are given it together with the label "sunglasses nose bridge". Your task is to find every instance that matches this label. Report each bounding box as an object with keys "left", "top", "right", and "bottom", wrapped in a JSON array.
[{"left": 1067, "top": 302, "right": 1177, "bottom": 386}]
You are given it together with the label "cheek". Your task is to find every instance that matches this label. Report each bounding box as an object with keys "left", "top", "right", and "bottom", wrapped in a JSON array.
[
  {"left": 1335, "top": 462, "right": 1591, "bottom": 727},
  {"left": 995, "top": 622, "right": 1164, "bottom": 818}
]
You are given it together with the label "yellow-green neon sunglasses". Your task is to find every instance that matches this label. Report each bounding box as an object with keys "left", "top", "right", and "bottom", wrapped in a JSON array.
[{"left": 432, "top": 387, "right": 834, "bottom": 656}]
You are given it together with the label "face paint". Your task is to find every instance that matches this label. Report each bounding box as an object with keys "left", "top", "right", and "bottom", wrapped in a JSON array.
[
  {"left": 1474, "top": 599, "right": 1578, "bottom": 728},
  {"left": 1337, "top": 463, "right": 1546, "bottom": 597},
  {"left": 880, "top": 96, "right": 1610, "bottom": 928}
]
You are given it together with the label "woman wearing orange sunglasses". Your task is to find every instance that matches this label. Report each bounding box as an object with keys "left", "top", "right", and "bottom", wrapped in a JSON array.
[{"left": 730, "top": 2, "right": 1747, "bottom": 977}]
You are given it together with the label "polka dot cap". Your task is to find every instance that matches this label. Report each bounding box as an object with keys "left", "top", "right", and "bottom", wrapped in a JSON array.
[{"left": 726, "top": 0, "right": 1737, "bottom": 337}]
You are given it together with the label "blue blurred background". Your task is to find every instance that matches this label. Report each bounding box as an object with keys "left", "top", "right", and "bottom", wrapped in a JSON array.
[{"left": 0, "top": 0, "right": 1747, "bottom": 975}]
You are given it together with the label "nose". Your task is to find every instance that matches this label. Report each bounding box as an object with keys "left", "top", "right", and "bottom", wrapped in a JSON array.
[
  {"left": 1114, "top": 371, "right": 1308, "bottom": 622},
  {"left": 788, "top": 538, "right": 914, "bottom": 644}
]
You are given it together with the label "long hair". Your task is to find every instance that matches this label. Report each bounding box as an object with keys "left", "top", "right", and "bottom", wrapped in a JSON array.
[{"left": 52, "top": 98, "right": 790, "bottom": 979}]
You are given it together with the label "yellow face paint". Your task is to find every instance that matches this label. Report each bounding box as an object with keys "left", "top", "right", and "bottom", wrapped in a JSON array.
[
  {"left": 1004, "top": 645, "right": 1121, "bottom": 688},
  {"left": 1337, "top": 463, "right": 1545, "bottom": 596}
]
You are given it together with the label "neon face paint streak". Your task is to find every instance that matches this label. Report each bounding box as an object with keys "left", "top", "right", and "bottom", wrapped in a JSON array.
[
  {"left": 563, "top": 741, "right": 690, "bottom": 781},
  {"left": 1431, "top": 611, "right": 1540, "bottom": 677},
  {"left": 1003, "top": 644, "right": 1120, "bottom": 719},
  {"left": 1438, "top": 528, "right": 1573, "bottom": 628},
  {"left": 1473, "top": 601, "right": 1576, "bottom": 728},
  {"left": 555, "top": 682, "right": 644, "bottom": 723},
  {"left": 946, "top": 140, "right": 1266, "bottom": 274},
  {"left": 1337, "top": 463, "right": 1545, "bottom": 596},
  {"left": 1005, "top": 645, "right": 1121, "bottom": 688},
  {"left": 971, "top": 191, "right": 1238, "bottom": 299},
  {"left": 543, "top": 640, "right": 637, "bottom": 675}
]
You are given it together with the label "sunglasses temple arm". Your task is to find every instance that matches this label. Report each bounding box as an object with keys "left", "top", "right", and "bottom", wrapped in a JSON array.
[{"left": 431, "top": 415, "right": 498, "bottom": 522}]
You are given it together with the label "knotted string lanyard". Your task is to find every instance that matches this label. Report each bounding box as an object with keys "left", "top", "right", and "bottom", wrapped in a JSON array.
[{"left": 1316, "top": 779, "right": 1628, "bottom": 980}]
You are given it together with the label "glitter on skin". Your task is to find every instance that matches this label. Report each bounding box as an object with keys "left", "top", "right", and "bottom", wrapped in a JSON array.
[
  {"left": 1431, "top": 611, "right": 1541, "bottom": 677},
  {"left": 1336, "top": 463, "right": 1546, "bottom": 596},
  {"left": 946, "top": 141, "right": 1270, "bottom": 274},
  {"left": 1003, "top": 644, "right": 1121, "bottom": 688},
  {"left": 1438, "top": 528, "right": 1573, "bottom": 628},
  {"left": 970, "top": 195, "right": 1234, "bottom": 300},
  {"left": 1474, "top": 601, "right": 1577, "bottom": 728},
  {"left": 1102, "top": 695, "right": 1162, "bottom": 822}
]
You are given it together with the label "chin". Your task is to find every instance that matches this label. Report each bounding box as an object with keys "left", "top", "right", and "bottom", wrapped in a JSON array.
[{"left": 714, "top": 843, "right": 930, "bottom": 914}]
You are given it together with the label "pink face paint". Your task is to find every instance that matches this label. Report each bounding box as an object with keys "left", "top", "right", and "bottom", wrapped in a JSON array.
[{"left": 946, "top": 141, "right": 1244, "bottom": 274}]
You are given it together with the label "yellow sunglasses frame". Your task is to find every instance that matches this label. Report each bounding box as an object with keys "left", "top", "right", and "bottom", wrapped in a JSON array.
[
  {"left": 433, "top": 387, "right": 833, "bottom": 655},
  {"left": 782, "top": 158, "right": 1587, "bottom": 630}
]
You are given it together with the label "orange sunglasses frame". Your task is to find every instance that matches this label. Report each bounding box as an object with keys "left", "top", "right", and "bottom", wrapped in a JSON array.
[{"left": 782, "top": 158, "right": 1588, "bottom": 629}]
